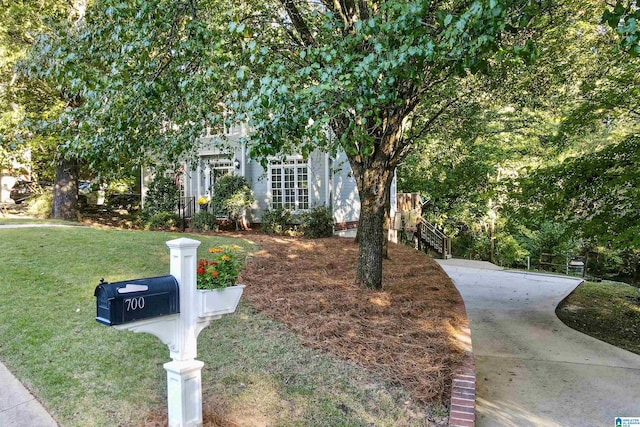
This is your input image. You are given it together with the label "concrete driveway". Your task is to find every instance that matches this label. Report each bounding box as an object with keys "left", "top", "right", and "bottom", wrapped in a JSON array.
[{"left": 438, "top": 260, "right": 640, "bottom": 427}]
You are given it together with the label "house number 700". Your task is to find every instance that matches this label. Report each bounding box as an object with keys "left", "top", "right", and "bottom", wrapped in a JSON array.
[{"left": 125, "top": 297, "right": 145, "bottom": 311}]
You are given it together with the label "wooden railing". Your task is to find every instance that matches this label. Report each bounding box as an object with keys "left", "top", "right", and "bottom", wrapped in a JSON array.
[
  {"left": 416, "top": 220, "right": 452, "bottom": 259},
  {"left": 177, "top": 197, "right": 196, "bottom": 230}
]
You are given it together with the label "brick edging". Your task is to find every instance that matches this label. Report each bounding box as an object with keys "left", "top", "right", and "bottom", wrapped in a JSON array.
[
  {"left": 448, "top": 315, "right": 476, "bottom": 426},
  {"left": 449, "top": 354, "right": 476, "bottom": 426}
]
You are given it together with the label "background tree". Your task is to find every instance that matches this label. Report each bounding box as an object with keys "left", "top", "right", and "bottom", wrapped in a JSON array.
[
  {"left": 0, "top": 0, "right": 70, "bottom": 183},
  {"left": 4, "top": 0, "right": 91, "bottom": 219},
  {"left": 398, "top": 0, "right": 639, "bottom": 280}
]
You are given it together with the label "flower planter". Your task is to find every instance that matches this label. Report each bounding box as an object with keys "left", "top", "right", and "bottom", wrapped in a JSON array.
[{"left": 197, "top": 285, "right": 244, "bottom": 318}]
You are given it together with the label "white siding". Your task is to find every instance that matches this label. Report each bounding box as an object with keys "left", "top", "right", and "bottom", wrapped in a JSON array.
[
  {"left": 248, "top": 159, "right": 269, "bottom": 220},
  {"left": 331, "top": 151, "right": 360, "bottom": 225},
  {"left": 151, "top": 124, "right": 395, "bottom": 232}
]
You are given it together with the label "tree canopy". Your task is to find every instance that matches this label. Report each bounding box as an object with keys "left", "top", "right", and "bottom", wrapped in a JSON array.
[
  {"left": 13, "top": 0, "right": 545, "bottom": 288},
  {"left": 398, "top": 0, "right": 639, "bottom": 279},
  {"left": 13, "top": 0, "right": 637, "bottom": 283}
]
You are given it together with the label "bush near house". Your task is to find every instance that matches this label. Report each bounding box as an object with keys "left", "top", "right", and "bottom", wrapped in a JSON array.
[
  {"left": 299, "top": 205, "right": 334, "bottom": 238},
  {"left": 142, "top": 176, "right": 181, "bottom": 230},
  {"left": 261, "top": 205, "right": 334, "bottom": 238},
  {"left": 190, "top": 211, "right": 218, "bottom": 232},
  {"left": 211, "top": 175, "right": 254, "bottom": 227},
  {"left": 143, "top": 176, "right": 180, "bottom": 217},
  {"left": 145, "top": 211, "right": 181, "bottom": 230},
  {"left": 261, "top": 207, "right": 296, "bottom": 235}
]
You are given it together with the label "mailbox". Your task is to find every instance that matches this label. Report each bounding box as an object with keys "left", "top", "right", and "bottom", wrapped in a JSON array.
[{"left": 94, "top": 275, "right": 179, "bottom": 326}]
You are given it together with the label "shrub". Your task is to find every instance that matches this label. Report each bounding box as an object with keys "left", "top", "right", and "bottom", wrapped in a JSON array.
[
  {"left": 211, "top": 175, "right": 254, "bottom": 223},
  {"left": 145, "top": 212, "right": 181, "bottom": 230},
  {"left": 143, "top": 176, "right": 179, "bottom": 217},
  {"left": 26, "top": 191, "right": 53, "bottom": 219},
  {"left": 299, "top": 205, "right": 334, "bottom": 238},
  {"left": 190, "top": 211, "right": 218, "bottom": 232},
  {"left": 495, "top": 232, "right": 529, "bottom": 267},
  {"left": 106, "top": 193, "right": 141, "bottom": 211},
  {"left": 261, "top": 207, "right": 294, "bottom": 235}
]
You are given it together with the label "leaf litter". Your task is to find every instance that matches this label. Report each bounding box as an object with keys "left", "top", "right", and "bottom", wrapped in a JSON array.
[{"left": 239, "top": 235, "right": 467, "bottom": 404}]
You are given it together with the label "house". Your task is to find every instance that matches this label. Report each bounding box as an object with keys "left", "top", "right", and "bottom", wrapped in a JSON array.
[{"left": 142, "top": 124, "right": 397, "bottom": 236}]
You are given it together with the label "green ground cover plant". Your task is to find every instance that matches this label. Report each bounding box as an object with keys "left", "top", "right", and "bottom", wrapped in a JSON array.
[
  {"left": 0, "top": 225, "right": 439, "bottom": 426},
  {"left": 557, "top": 280, "right": 640, "bottom": 355}
]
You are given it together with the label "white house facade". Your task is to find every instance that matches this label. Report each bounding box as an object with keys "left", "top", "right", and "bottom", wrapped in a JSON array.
[{"left": 143, "top": 125, "right": 397, "bottom": 236}]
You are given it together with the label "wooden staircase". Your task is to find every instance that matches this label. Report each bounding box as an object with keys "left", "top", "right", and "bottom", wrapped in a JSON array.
[
  {"left": 395, "top": 193, "right": 452, "bottom": 260},
  {"left": 415, "top": 220, "right": 452, "bottom": 259}
]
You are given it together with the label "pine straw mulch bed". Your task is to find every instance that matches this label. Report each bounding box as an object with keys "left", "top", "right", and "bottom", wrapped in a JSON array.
[{"left": 237, "top": 234, "right": 468, "bottom": 405}]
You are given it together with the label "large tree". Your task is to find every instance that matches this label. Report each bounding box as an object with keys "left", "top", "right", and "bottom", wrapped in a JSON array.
[
  {"left": 3, "top": 0, "right": 90, "bottom": 219},
  {"left": 0, "top": 0, "right": 70, "bottom": 182},
  {"left": 34, "top": 0, "right": 543, "bottom": 289},
  {"left": 223, "top": 0, "right": 544, "bottom": 288}
]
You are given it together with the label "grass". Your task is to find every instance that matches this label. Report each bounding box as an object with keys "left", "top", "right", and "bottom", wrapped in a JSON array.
[
  {"left": 0, "top": 226, "right": 253, "bottom": 425},
  {"left": 556, "top": 280, "right": 640, "bottom": 355},
  {"left": 0, "top": 225, "right": 453, "bottom": 426},
  {"left": 196, "top": 306, "right": 437, "bottom": 426}
]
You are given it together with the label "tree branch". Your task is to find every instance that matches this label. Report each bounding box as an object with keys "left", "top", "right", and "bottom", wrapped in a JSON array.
[{"left": 279, "top": 0, "right": 315, "bottom": 46}]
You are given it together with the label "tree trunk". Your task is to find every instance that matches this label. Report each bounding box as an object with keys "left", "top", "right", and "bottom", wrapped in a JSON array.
[
  {"left": 353, "top": 165, "right": 394, "bottom": 290},
  {"left": 52, "top": 151, "right": 79, "bottom": 221}
]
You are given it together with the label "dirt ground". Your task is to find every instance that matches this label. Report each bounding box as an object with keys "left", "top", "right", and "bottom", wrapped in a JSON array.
[{"left": 237, "top": 234, "right": 468, "bottom": 405}]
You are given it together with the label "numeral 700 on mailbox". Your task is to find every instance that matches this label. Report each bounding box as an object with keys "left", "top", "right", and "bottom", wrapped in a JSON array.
[{"left": 94, "top": 275, "right": 180, "bottom": 326}]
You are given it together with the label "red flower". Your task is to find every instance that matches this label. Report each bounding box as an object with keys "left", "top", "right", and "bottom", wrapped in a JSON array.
[
  {"left": 197, "top": 266, "right": 206, "bottom": 275},
  {"left": 211, "top": 271, "right": 219, "bottom": 279}
]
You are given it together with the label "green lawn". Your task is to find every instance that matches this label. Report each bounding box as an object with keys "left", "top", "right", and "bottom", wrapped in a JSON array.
[
  {"left": 557, "top": 280, "right": 640, "bottom": 355},
  {"left": 0, "top": 225, "right": 431, "bottom": 426}
]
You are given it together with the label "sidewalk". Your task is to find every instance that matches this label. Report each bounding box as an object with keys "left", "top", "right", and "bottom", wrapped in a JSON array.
[{"left": 0, "top": 362, "right": 57, "bottom": 427}]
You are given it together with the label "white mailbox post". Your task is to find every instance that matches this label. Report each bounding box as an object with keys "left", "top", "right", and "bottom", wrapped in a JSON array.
[{"left": 97, "top": 237, "right": 244, "bottom": 427}]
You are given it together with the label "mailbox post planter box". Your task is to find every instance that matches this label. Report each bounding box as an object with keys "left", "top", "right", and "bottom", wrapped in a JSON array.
[
  {"left": 197, "top": 285, "right": 244, "bottom": 318},
  {"left": 94, "top": 237, "right": 246, "bottom": 427}
]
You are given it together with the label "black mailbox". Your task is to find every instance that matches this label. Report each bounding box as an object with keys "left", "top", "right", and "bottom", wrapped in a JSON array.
[{"left": 94, "top": 275, "right": 179, "bottom": 326}]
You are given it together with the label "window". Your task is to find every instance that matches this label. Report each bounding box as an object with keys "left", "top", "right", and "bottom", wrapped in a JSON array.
[{"left": 270, "top": 158, "right": 309, "bottom": 210}]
